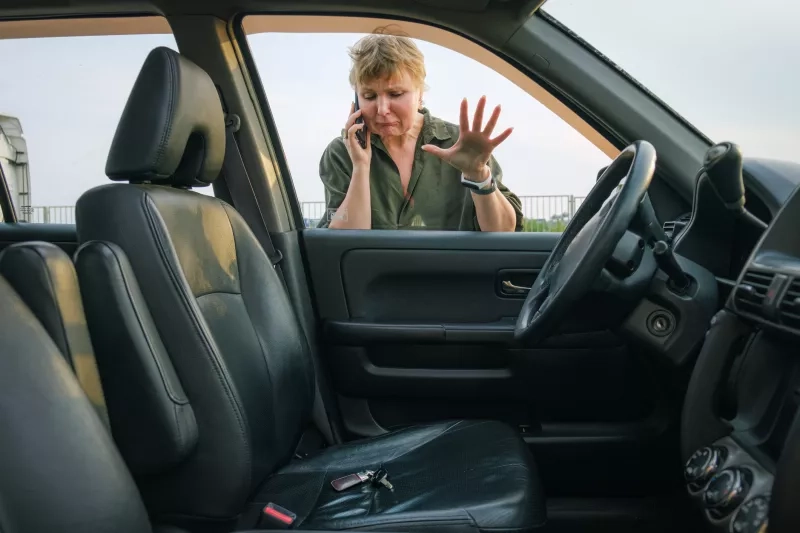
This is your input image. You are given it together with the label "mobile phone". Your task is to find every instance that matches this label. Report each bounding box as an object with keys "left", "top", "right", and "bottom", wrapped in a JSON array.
[{"left": 353, "top": 90, "right": 367, "bottom": 149}]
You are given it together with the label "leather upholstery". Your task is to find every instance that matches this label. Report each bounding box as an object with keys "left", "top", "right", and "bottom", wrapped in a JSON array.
[
  {"left": 76, "top": 47, "right": 545, "bottom": 532},
  {"left": 0, "top": 275, "right": 152, "bottom": 533},
  {"left": 75, "top": 240, "right": 199, "bottom": 477},
  {"left": 77, "top": 184, "right": 316, "bottom": 521},
  {"left": 249, "top": 420, "right": 545, "bottom": 533},
  {"left": 106, "top": 47, "right": 224, "bottom": 187},
  {"left": 0, "top": 241, "right": 108, "bottom": 427}
]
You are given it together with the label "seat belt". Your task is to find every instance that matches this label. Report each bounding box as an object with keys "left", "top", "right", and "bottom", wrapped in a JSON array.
[
  {"left": 222, "top": 114, "right": 283, "bottom": 269},
  {"left": 221, "top": 112, "right": 337, "bottom": 447}
]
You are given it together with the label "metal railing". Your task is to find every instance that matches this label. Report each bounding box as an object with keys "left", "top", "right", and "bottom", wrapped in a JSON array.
[
  {"left": 21, "top": 205, "right": 76, "bottom": 224},
  {"left": 24, "top": 195, "right": 587, "bottom": 231},
  {"left": 302, "top": 195, "right": 586, "bottom": 230}
]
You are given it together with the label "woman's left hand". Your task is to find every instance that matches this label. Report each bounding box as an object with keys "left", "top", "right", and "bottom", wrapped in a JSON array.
[{"left": 421, "top": 95, "right": 513, "bottom": 182}]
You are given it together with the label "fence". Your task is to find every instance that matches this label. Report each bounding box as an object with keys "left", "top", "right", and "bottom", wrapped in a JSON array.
[
  {"left": 22, "top": 206, "right": 76, "bottom": 224},
  {"left": 24, "top": 195, "right": 586, "bottom": 231},
  {"left": 303, "top": 195, "right": 586, "bottom": 230}
]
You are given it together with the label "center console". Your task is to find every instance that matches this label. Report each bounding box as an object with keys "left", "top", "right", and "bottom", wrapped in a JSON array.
[{"left": 679, "top": 148, "right": 800, "bottom": 533}]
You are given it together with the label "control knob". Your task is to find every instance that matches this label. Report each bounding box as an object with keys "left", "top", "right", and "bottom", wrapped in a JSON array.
[
  {"left": 704, "top": 467, "right": 751, "bottom": 516},
  {"left": 685, "top": 446, "right": 726, "bottom": 487}
]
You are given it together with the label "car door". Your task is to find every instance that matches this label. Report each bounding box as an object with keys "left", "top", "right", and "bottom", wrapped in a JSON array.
[{"left": 241, "top": 16, "right": 685, "bottom": 501}]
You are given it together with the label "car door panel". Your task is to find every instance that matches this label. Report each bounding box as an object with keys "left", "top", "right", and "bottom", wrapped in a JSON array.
[
  {"left": 0, "top": 223, "right": 78, "bottom": 255},
  {"left": 339, "top": 249, "right": 545, "bottom": 321},
  {"left": 303, "top": 230, "right": 674, "bottom": 497}
]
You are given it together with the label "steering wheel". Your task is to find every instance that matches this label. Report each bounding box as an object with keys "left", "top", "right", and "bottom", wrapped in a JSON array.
[{"left": 514, "top": 140, "right": 657, "bottom": 343}]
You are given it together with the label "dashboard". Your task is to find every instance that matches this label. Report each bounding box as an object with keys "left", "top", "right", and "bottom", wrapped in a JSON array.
[{"left": 676, "top": 154, "right": 800, "bottom": 533}]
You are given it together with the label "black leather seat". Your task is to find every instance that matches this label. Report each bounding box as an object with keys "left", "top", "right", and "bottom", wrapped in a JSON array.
[
  {"left": 0, "top": 241, "right": 109, "bottom": 426},
  {"left": 76, "top": 46, "right": 545, "bottom": 533},
  {"left": 0, "top": 273, "right": 152, "bottom": 533},
  {"left": 0, "top": 240, "right": 198, "bottom": 483},
  {"left": 0, "top": 270, "right": 263, "bottom": 533}
]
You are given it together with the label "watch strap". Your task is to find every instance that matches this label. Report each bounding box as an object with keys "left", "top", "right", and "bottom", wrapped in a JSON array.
[{"left": 461, "top": 171, "right": 495, "bottom": 195}]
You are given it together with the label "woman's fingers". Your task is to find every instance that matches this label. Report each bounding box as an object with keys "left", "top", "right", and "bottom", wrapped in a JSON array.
[
  {"left": 346, "top": 122, "right": 368, "bottom": 151},
  {"left": 483, "top": 105, "right": 501, "bottom": 137},
  {"left": 420, "top": 144, "right": 450, "bottom": 160},
  {"left": 348, "top": 122, "right": 365, "bottom": 136},
  {"left": 345, "top": 106, "right": 362, "bottom": 130},
  {"left": 472, "top": 95, "right": 486, "bottom": 132},
  {"left": 459, "top": 98, "right": 470, "bottom": 133},
  {"left": 490, "top": 126, "right": 514, "bottom": 148}
]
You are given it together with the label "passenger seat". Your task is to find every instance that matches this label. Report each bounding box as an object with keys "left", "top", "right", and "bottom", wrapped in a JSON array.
[{"left": 75, "top": 47, "right": 545, "bottom": 533}]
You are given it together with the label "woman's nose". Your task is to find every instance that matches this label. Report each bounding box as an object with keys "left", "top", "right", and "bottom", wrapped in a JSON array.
[{"left": 376, "top": 96, "right": 390, "bottom": 115}]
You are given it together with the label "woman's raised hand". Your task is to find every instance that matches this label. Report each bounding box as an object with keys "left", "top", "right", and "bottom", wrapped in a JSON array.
[{"left": 421, "top": 96, "right": 513, "bottom": 182}]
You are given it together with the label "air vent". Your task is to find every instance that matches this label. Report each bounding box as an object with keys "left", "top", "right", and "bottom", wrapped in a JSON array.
[
  {"left": 734, "top": 270, "right": 775, "bottom": 314},
  {"left": 663, "top": 213, "right": 691, "bottom": 240},
  {"left": 778, "top": 278, "right": 800, "bottom": 329}
]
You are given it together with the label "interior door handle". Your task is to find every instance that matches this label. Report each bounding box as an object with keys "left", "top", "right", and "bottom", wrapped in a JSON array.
[{"left": 501, "top": 280, "right": 531, "bottom": 295}]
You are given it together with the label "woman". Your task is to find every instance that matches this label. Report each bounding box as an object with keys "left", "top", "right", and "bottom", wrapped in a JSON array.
[{"left": 317, "top": 31, "right": 523, "bottom": 231}]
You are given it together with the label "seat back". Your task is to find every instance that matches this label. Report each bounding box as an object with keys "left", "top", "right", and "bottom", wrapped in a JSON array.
[
  {"left": 0, "top": 241, "right": 108, "bottom": 426},
  {"left": 75, "top": 240, "right": 199, "bottom": 479},
  {"left": 0, "top": 274, "right": 152, "bottom": 533},
  {"left": 76, "top": 47, "right": 316, "bottom": 523}
]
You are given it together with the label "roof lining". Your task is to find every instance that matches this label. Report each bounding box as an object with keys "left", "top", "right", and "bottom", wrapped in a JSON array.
[{"left": 0, "top": 14, "right": 171, "bottom": 39}]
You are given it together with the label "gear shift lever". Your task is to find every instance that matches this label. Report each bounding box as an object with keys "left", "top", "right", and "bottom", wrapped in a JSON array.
[{"left": 703, "top": 142, "right": 767, "bottom": 230}]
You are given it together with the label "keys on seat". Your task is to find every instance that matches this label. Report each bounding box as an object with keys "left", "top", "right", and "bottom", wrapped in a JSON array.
[
  {"left": 330, "top": 470, "right": 374, "bottom": 491},
  {"left": 330, "top": 468, "right": 394, "bottom": 492},
  {"left": 371, "top": 468, "right": 394, "bottom": 490}
]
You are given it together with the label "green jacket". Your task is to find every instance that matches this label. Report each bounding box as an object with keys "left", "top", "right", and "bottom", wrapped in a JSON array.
[{"left": 317, "top": 108, "right": 523, "bottom": 231}]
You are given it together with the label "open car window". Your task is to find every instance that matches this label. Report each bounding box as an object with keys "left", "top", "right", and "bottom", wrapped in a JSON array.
[
  {"left": 543, "top": 0, "right": 799, "bottom": 163},
  {"left": 242, "top": 16, "right": 614, "bottom": 232}
]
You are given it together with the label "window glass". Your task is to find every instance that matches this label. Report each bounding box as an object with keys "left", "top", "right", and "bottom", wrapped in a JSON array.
[
  {"left": 544, "top": 0, "right": 799, "bottom": 164},
  {"left": 0, "top": 20, "right": 183, "bottom": 224},
  {"left": 244, "top": 22, "right": 611, "bottom": 231}
]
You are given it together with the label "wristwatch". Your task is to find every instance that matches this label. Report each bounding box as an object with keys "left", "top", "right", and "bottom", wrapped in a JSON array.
[{"left": 460, "top": 171, "right": 496, "bottom": 195}]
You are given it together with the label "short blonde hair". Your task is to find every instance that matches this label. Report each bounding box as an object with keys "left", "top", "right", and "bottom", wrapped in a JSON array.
[{"left": 348, "top": 27, "right": 426, "bottom": 90}]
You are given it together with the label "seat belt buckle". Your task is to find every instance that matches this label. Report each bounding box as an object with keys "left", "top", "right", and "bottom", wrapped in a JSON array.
[{"left": 259, "top": 502, "right": 296, "bottom": 529}]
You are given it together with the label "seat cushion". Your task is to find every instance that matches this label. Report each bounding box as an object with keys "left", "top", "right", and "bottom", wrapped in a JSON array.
[{"left": 247, "top": 420, "right": 545, "bottom": 533}]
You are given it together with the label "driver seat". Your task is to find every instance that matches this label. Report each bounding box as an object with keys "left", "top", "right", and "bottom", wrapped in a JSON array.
[{"left": 75, "top": 47, "right": 545, "bottom": 532}]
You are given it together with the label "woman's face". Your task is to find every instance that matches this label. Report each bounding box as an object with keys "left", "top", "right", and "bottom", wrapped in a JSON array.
[{"left": 357, "top": 70, "right": 422, "bottom": 138}]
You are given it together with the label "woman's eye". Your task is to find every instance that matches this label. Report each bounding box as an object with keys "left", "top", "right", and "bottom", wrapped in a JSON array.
[{"left": 391, "top": 92, "right": 405, "bottom": 97}]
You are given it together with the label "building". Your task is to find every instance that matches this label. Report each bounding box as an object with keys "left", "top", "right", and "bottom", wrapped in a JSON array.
[{"left": 0, "top": 115, "right": 32, "bottom": 220}]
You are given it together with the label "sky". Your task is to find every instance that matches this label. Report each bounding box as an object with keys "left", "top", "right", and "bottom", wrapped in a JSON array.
[{"left": 0, "top": 0, "right": 797, "bottom": 209}]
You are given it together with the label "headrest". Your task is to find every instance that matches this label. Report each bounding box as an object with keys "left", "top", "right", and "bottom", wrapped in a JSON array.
[{"left": 105, "top": 47, "right": 225, "bottom": 187}]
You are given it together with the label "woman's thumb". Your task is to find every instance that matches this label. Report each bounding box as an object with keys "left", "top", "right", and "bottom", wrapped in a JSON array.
[{"left": 421, "top": 144, "right": 445, "bottom": 158}]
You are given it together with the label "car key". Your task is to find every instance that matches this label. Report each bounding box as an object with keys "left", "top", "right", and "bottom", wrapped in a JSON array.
[
  {"left": 371, "top": 468, "right": 394, "bottom": 491},
  {"left": 330, "top": 470, "right": 374, "bottom": 492}
]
